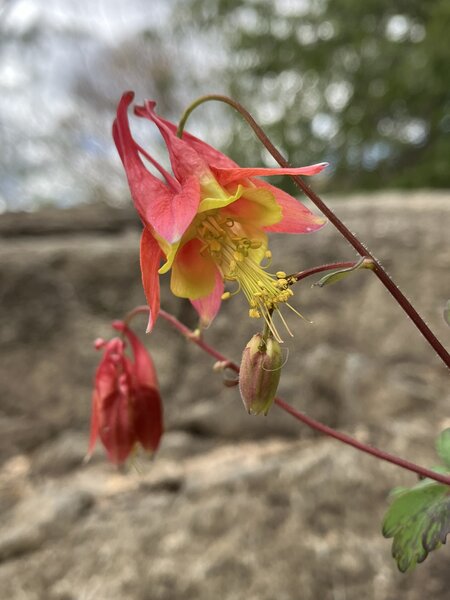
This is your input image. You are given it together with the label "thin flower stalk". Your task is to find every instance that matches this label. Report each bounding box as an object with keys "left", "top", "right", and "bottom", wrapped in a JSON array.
[
  {"left": 124, "top": 305, "right": 450, "bottom": 488},
  {"left": 178, "top": 95, "right": 450, "bottom": 369}
]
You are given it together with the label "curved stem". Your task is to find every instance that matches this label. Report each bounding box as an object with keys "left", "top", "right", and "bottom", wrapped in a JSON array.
[
  {"left": 177, "top": 96, "right": 216, "bottom": 137},
  {"left": 122, "top": 305, "right": 150, "bottom": 328},
  {"left": 160, "top": 309, "right": 233, "bottom": 364},
  {"left": 273, "top": 397, "right": 450, "bottom": 484},
  {"left": 178, "top": 95, "right": 450, "bottom": 369},
  {"left": 134, "top": 307, "right": 449, "bottom": 487}
]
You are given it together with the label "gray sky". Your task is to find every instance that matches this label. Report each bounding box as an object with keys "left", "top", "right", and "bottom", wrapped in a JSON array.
[{"left": 0, "top": 0, "right": 206, "bottom": 211}]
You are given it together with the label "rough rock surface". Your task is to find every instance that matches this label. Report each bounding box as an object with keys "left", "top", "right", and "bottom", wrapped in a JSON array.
[{"left": 0, "top": 192, "right": 449, "bottom": 599}]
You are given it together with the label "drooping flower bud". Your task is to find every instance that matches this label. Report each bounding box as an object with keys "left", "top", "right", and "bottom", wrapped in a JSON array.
[
  {"left": 87, "top": 321, "right": 163, "bottom": 465},
  {"left": 239, "top": 333, "right": 283, "bottom": 415}
]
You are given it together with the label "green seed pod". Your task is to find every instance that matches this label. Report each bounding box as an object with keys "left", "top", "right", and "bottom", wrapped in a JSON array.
[{"left": 239, "top": 333, "right": 283, "bottom": 415}]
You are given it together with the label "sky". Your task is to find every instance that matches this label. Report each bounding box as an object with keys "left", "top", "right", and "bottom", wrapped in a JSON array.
[
  {"left": 0, "top": 0, "right": 203, "bottom": 211},
  {"left": 0, "top": 0, "right": 431, "bottom": 211}
]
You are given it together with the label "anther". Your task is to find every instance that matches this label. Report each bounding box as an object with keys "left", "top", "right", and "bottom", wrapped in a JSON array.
[{"left": 276, "top": 279, "right": 288, "bottom": 288}]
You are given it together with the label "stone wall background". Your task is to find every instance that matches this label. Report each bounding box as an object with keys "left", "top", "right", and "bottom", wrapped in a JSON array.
[{"left": 0, "top": 191, "right": 449, "bottom": 599}]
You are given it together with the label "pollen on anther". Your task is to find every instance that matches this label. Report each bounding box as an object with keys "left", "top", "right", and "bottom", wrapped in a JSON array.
[
  {"left": 221, "top": 291, "right": 231, "bottom": 300},
  {"left": 209, "top": 240, "right": 221, "bottom": 252}
]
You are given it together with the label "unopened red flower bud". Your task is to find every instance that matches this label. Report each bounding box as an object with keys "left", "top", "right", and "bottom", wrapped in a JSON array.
[
  {"left": 87, "top": 321, "right": 163, "bottom": 465},
  {"left": 239, "top": 333, "right": 283, "bottom": 415}
]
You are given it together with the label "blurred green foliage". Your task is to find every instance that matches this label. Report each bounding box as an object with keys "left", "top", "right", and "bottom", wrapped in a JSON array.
[{"left": 178, "top": 0, "right": 450, "bottom": 191}]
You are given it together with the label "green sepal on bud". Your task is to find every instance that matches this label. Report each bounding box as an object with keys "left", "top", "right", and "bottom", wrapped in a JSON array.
[
  {"left": 313, "top": 256, "right": 374, "bottom": 288},
  {"left": 239, "top": 333, "right": 283, "bottom": 416}
]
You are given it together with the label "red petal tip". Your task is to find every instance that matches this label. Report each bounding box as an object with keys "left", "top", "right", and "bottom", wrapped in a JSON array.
[
  {"left": 145, "top": 313, "right": 155, "bottom": 334},
  {"left": 112, "top": 320, "right": 125, "bottom": 332},
  {"left": 94, "top": 338, "right": 106, "bottom": 350},
  {"left": 122, "top": 90, "right": 135, "bottom": 103}
]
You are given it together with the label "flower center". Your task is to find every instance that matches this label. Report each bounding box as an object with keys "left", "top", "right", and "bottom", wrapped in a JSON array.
[{"left": 197, "top": 214, "right": 296, "bottom": 341}]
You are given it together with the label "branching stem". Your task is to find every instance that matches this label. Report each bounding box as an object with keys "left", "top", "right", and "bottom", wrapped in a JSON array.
[
  {"left": 293, "top": 261, "right": 359, "bottom": 283},
  {"left": 178, "top": 95, "right": 450, "bottom": 368},
  {"left": 124, "top": 305, "right": 450, "bottom": 487}
]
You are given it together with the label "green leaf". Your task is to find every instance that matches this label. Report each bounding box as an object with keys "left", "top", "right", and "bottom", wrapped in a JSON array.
[
  {"left": 313, "top": 257, "right": 373, "bottom": 288},
  {"left": 382, "top": 478, "right": 450, "bottom": 572},
  {"left": 436, "top": 429, "right": 450, "bottom": 469}
]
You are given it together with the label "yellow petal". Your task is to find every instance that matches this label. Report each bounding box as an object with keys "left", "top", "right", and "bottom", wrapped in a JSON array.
[
  {"left": 157, "top": 237, "right": 181, "bottom": 274},
  {"left": 198, "top": 185, "right": 244, "bottom": 213},
  {"left": 170, "top": 238, "right": 219, "bottom": 300},
  {"left": 222, "top": 186, "right": 282, "bottom": 228}
]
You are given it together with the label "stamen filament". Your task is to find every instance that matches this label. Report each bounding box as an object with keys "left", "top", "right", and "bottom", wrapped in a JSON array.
[
  {"left": 276, "top": 308, "right": 294, "bottom": 338},
  {"left": 197, "top": 213, "right": 302, "bottom": 341}
]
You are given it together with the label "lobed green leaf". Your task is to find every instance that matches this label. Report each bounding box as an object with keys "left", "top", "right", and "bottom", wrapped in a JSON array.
[
  {"left": 382, "top": 478, "right": 450, "bottom": 572},
  {"left": 383, "top": 430, "right": 450, "bottom": 572}
]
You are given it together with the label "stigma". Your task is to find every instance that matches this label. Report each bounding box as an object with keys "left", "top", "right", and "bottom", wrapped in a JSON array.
[{"left": 197, "top": 214, "right": 298, "bottom": 342}]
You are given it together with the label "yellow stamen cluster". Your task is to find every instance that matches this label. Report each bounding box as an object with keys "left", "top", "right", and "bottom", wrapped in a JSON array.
[{"left": 197, "top": 214, "right": 298, "bottom": 341}]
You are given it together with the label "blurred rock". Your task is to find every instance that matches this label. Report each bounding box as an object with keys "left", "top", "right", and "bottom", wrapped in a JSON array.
[
  {"left": 0, "top": 193, "right": 449, "bottom": 598},
  {"left": 0, "top": 487, "right": 94, "bottom": 562},
  {"left": 0, "top": 436, "right": 447, "bottom": 599},
  {"left": 31, "top": 431, "right": 89, "bottom": 477}
]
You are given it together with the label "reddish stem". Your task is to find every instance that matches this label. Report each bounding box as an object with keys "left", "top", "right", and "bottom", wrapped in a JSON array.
[
  {"left": 178, "top": 95, "right": 450, "bottom": 369},
  {"left": 273, "top": 397, "right": 450, "bottom": 485},
  {"left": 293, "top": 261, "right": 359, "bottom": 283},
  {"left": 126, "top": 305, "right": 450, "bottom": 487}
]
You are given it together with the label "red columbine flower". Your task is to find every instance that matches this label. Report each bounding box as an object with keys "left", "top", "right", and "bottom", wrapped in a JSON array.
[
  {"left": 113, "top": 91, "right": 328, "bottom": 341},
  {"left": 87, "top": 321, "right": 163, "bottom": 465}
]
